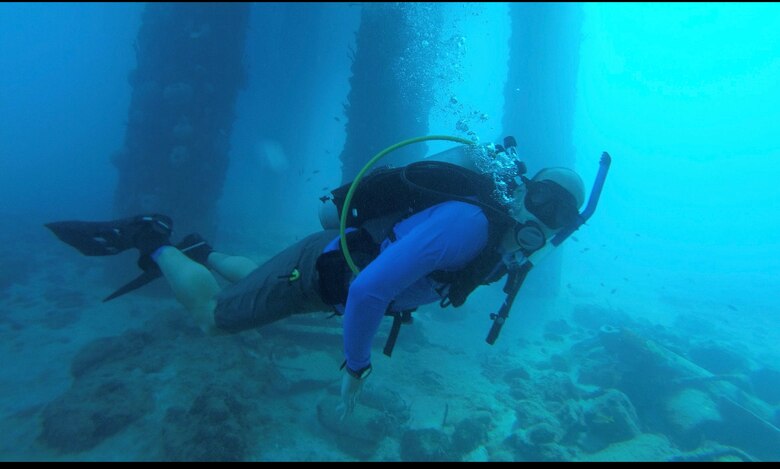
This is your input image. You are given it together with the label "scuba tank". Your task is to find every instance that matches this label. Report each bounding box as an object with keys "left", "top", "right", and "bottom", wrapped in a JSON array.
[{"left": 319, "top": 136, "right": 524, "bottom": 233}]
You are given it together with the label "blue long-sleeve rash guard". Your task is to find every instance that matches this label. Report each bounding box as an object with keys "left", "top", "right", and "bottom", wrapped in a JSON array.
[{"left": 324, "top": 200, "right": 490, "bottom": 372}]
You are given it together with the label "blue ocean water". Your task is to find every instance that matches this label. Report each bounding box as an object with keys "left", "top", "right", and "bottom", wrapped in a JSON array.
[{"left": 0, "top": 2, "right": 778, "bottom": 462}]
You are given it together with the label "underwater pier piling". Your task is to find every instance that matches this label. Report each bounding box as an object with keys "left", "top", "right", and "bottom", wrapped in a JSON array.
[
  {"left": 503, "top": 3, "right": 584, "bottom": 298},
  {"left": 113, "top": 3, "right": 250, "bottom": 238},
  {"left": 339, "top": 3, "right": 444, "bottom": 183},
  {"left": 502, "top": 2, "right": 583, "bottom": 167}
]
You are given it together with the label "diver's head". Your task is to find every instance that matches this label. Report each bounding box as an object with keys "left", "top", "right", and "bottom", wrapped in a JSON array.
[{"left": 502, "top": 167, "right": 586, "bottom": 255}]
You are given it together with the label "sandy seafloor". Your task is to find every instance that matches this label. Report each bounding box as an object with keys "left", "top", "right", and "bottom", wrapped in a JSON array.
[{"left": 1, "top": 215, "right": 779, "bottom": 462}]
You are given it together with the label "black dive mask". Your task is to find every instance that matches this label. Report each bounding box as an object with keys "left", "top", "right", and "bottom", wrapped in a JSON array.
[
  {"left": 514, "top": 220, "right": 546, "bottom": 255},
  {"left": 521, "top": 176, "right": 579, "bottom": 230}
]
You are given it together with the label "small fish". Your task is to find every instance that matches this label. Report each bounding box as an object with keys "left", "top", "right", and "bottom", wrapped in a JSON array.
[
  {"left": 312, "top": 170, "right": 320, "bottom": 174},
  {"left": 635, "top": 233, "right": 641, "bottom": 237},
  {"left": 319, "top": 195, "right": 330, "bottom": 203},
  {"left": 321, "top": 187, "right": 329, "bottom": 191},
  {"left": 610, "top": 288, "right": 617, "bottom": 294},
  {"left": 334, "top": 116, "right": 341, "bottom": 122},
  {"left": 580, "top": 247, "right": 589, "bottom": 253},
  {"left": 571, "top": 236, "right": 579, "bottom": 242},
  {"left": 306, "top": 177, "right": 312, "bottom": 182},
  {"left": 727, "top": 304, "right": 738, "bottom": 312}
]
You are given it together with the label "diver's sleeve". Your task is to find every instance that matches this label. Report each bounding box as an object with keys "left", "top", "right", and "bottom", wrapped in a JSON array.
[{"left": 342, "top": 201, "right": 489, "bottom": 372}]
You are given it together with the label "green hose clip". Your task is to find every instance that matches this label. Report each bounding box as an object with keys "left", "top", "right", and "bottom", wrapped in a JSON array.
[{"left": 278, "top": 268, "right": 300, "bottom": 283}]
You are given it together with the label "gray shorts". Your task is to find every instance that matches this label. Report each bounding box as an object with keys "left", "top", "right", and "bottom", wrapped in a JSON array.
[{"left": 213, "top": 229, "right": 339, "bottom": 332}]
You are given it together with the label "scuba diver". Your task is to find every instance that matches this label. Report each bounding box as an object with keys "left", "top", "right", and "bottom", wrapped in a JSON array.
[{"left": 45, "top": 135, "right": 610, "bottom": 420}]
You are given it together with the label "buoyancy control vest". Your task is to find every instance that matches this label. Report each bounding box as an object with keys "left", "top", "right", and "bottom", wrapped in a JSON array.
[{"left": 317, "top": 135, "right": 611, "bottom": 352}]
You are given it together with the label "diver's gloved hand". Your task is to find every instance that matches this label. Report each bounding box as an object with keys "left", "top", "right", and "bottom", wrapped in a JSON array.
[{"left": 336, "top": 364, "right": 372, "bottom": 421}]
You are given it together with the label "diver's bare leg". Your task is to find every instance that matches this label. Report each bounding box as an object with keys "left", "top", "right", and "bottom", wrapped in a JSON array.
[
  {"left": 205, "top": 252, "right": 258, "bottom": 283},
  {"left": 155, "top": 246, "right": 219, "bottom": 332}
]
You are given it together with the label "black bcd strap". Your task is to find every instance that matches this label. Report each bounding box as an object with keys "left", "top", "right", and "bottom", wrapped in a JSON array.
[{"left": 383, "top": 309, "right": 415, "bottom": 357}]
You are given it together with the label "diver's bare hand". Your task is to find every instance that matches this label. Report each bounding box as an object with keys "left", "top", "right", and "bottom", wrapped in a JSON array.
[{"left": 336, "top": 365, "right": 371, "bottom": 421}]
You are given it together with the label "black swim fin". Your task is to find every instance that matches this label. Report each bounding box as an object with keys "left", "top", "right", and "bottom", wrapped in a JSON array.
[
  {"left": 103, "top": 270, "right": 161, "bottom": 302},
  {"left": 102, "top": 233, "right": 214, "bottom": 302},
  {"left": 45, "top": 214, "right": 172, "bottom": 256}
]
